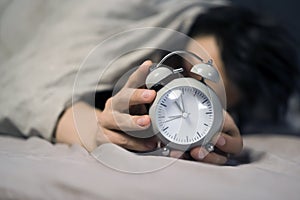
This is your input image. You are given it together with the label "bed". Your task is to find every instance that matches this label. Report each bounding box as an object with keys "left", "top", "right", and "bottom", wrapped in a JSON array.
[
  {"left": 0, "top": 1, "right": 299, "bottom": 199},
  {"left": 0, "top": 134, "right": 300, "bottom": 199}
]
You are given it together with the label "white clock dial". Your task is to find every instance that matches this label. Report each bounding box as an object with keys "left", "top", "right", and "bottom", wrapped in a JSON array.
[{"left": 156, "top": 86, "right": 214, "bottom": 145}]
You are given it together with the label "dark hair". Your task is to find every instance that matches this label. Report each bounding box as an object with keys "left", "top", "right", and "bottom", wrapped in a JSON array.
[{"left": 188, "top": 6, "right": 299, "bottom": 133}]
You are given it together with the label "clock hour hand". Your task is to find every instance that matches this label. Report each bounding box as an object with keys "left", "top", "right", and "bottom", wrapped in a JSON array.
[
  {"left": 174, "top": 93, "right": 187, "bottom": 113},
  {"left": 179, "top": 94, "right": 186, "bottom": 113},
  {"left": 175, "top": 100, "right": 184, "bottom": 113}
]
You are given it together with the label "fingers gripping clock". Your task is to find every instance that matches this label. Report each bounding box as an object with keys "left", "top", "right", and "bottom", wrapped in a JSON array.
[{"left": 138, "top": 51, "right": 223, "bottom": 155}]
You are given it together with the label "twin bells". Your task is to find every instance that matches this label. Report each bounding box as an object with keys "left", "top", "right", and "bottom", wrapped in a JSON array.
[{"left": 145, "top": 51, "right": 220, "bottom": 89}]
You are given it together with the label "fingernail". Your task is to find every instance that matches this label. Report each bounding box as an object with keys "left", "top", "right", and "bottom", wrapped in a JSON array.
[
  {"left": 137, "top": 117, "right": 146, "bottom": 126},
  {"left": 142, "top": 90, "right": 152, "bottom": 99},
  {"left": 140, "top": 61, "right": 150, "bottom": 69},
  {"left": 141, "top": 60, "right": 151, "bottom": 66},
  {"left": 217, "top": 136, "right": 226, "bottom": 146},
  {"left": 198, "top": 150, "right": 206, "bottom": 160}
]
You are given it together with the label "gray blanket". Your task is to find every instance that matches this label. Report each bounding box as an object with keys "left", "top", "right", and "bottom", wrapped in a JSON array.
[
  {"left": 0, "top": 134, "right": 300, "bottom": 199},
  {"left": 0, "top": 0, "right": 226, "bottom": 140}
]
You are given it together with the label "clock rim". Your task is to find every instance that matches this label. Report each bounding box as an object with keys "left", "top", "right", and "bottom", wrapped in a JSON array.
[{"left": 149, "top": 77, "right": 224, "bottom": 151}]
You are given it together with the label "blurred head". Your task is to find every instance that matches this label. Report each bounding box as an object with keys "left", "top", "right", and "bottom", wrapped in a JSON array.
[{"left": 187, "top": 5, "right": 299, "bottom": 132}]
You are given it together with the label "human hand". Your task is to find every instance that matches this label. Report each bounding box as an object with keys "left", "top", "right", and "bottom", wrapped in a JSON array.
[
  {"left": 185, "top": 111, "right": 243, "bottom": 165},
  {"left": 96, "top": 60, "right": 158, "bottom": 151},
  {"left": 98, "top": 60, "right": 242, "bottom": 164},
  {"left": 57, "top": 60, "right": 242, "bottom": 162}
]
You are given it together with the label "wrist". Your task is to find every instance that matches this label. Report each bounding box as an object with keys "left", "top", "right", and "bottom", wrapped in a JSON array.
[{"left": 56, "top": 102, "right": 100, "bottom": 152}]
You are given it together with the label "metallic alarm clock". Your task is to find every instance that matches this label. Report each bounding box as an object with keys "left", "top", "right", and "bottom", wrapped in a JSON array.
[
  {"left": 125, "top": 51, "right": 224, "bottom": 156},
  {"left": 141, "top": 51, "right": 224, "bottom": 155}
]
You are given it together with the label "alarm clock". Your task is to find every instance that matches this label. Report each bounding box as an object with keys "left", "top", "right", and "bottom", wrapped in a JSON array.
[{"left": 143, "top": 51, "right": 224, "bottom": 154}]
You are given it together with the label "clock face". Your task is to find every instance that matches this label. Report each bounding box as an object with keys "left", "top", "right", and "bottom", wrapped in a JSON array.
[{"left": 155, "top": 86, "right": 214, "bottom": 145}]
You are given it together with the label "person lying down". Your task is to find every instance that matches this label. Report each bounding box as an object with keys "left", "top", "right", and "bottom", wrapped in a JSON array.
[
  {"left": 55, "top": 6, "right": 299, "bottom": 165},
  {"left": 0, "top": 2, "right": 298, "bottom": 166}
]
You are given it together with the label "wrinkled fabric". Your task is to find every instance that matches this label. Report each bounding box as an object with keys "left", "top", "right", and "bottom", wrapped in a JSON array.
[
  {"left": 0, "top": 0, "right": 227, "bottom": 140},
  {"left": 0, "top": 134, "right": 299, "bottom": 200}
]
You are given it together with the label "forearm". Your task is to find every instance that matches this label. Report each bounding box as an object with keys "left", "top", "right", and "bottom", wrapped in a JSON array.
[
  {"left": 55, "top": 101, "right": 100, "bottom": 152},
  {"left": 55, "top": 100, "right": 154, "bottom": 153}
]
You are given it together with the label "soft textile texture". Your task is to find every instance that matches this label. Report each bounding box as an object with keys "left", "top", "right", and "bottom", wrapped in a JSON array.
[
  {"left": 0, "top": 134, "right": 299, "bottom": 200},
  {"left": 0, "top": 0, "right": 226, "bottom": 140},
  {"left": 1, "top": 1, "right": 299, "bottom": 199}
]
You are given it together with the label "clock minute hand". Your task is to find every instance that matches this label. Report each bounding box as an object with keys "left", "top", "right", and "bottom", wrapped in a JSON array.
[{"left": 175, "top": 100, "right": 184, "bottom": 113}]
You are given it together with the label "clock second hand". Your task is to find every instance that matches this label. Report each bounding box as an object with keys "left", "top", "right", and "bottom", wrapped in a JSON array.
[{"left": 164, "top": 115, "right": 182, "bottom": 123}]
